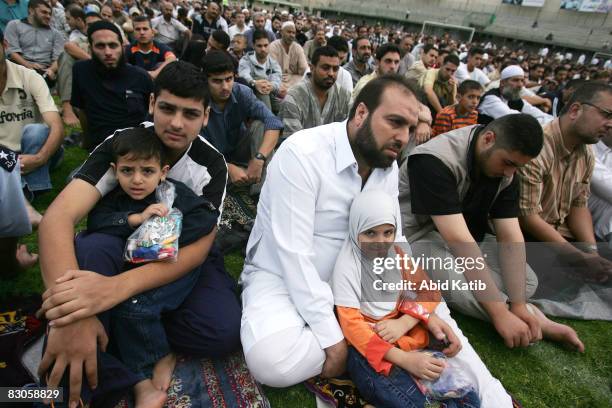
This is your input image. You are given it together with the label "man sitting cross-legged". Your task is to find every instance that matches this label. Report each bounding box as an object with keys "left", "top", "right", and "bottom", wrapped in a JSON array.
[{"left": 37, "top": 61, "right": 241, "bottom": 408}]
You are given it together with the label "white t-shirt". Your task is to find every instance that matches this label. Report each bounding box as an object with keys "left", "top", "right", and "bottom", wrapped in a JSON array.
[{"left": 455, "top": 63, "right": 490, "bottom": 86}]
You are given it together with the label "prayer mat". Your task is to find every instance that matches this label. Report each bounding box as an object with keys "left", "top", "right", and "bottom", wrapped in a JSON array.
[
  {"left": 0, "top": 295, "right": 46, "bottom": 387},
  {"left": 114, "top": 351, "right": 270, "bottom": 408},
  {"left": 216, "top": 186, "right": 257, "bottom": 254}
]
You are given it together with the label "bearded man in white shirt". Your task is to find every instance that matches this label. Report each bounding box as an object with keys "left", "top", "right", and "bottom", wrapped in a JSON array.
[{"left": 240, "top": 74, "right": 515, "bottom": 408}]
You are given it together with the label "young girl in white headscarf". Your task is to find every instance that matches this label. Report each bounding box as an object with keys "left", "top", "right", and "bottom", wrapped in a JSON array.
[{"left": 331, "top": 190, "right": 481, "bottom": 408}]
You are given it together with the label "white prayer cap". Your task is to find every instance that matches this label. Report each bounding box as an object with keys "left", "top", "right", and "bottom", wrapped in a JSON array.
[
  {"left": 501, "top": 65, "right": 525, "bottom": 80},
  {"left": 281, "top": 21, "right": 295, "bottom": 30}
]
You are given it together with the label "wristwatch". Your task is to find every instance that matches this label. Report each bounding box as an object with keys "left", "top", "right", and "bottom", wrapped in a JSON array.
[
  {"left": 249, "top": 80, "right": 257, "bottom": 88},
  {"left": 255, "top": 152, "right": 267, "bottom": 162}
]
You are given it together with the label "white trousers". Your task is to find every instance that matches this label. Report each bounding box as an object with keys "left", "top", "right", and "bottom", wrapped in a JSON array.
[
  {"left": 240, "top": 272, "right": 513, "bottom": 407},
  {"left": 589, "top": 195, "right": 612, "bottom": 243}
]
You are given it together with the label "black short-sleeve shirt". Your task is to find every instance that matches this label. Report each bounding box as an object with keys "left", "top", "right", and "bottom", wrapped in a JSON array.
[
  {"left": 408, "top": 132, "right": 519, "bottom": 242},
  {"left": 71, "top": 60, "right": 154, "bottom": 149}
]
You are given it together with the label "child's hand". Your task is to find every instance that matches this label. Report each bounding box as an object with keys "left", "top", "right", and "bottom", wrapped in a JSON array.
[
  {"left": 129, "top": 204, "right": 169, "bottom": 227},
  {"left": 374, "top": 314, "right": 419, "bottom": 343},
  {"left": 399, "top": 351, "right": 446, "bottom": 381}
]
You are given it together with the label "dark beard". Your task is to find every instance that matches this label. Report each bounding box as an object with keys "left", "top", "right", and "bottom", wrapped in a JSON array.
[
  {"left": 354, "top": 116, "right": 399, "bottom": 169},
  {"left": 92, "top": 52, "right": 126, "bottom": 79}
]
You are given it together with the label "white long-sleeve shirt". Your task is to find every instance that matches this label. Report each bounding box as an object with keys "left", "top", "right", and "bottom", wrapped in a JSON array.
[
  {"left": 240, "top": 120, "right": 403, "bottom": 349},
  {"left": 591, "top": 141, "right": 612, "bottom": 204},
  {"left": 478, "top": 93, "right": 553, "bottom": 125}
]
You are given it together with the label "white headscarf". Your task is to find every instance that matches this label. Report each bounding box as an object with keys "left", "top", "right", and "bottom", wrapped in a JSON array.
[{"left": 331, "top": 190, "right": 406, "bottom": 319}]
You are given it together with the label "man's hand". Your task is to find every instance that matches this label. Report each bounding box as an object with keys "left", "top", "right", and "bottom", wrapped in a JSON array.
[
  {"left": 374, "top": 314, "right": 418, "bottom": 343},
  {"left": 492, "top": 309, "right": 532, "bottom": 348},
  {"left": 228, "top": 163, "right": 250, "bottom": 185},
  {"left": 246, "top": 159, "right": 264, "bottom": 184},
  {"left": 559, "top": 251, "right": 611, "bottom": 283},
  {"left": 278, "top": 85, "right": 288, "bottom": 99},
  {"left": 38, "top": 317, "right": 108, "bottom": 408},
  {"left": 427, "top": 313, "right": 461, "bottom": 357},
  {"left": 321, "top": 339, "right": 348, "bottom": 378},
  {"left": 27, "top": 62, "right": 46, "bottom": 71},
  {"left": 44, "top": 67, "right": 57, "bottom": 80},
  {"left": 510, "top": 303, "right": 542, "bottom": 343},
  {"left": 19, "top": 154, "right": 45, "bottom": 174},
  {"left": 414, "top": 121, "right": 432, "bottom": 145},
  {"left": 254, "top": 80, "right": 272, "bottom": 95},
  {"left": 41, "top": 270, "right": 122, "bottom": 326}
]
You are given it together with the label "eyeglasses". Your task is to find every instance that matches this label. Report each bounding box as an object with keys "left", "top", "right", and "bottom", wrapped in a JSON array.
[{"left": 582, "top": 102, "right": 612, "bottom": 120}]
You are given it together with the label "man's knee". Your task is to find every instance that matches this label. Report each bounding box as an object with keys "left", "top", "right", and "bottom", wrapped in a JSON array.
[
  {"left": 526, "top": 265, "right": 539, "bottom": 299},
  {"left": 21, "top": 124, "right": 50, "bottom": 151}
]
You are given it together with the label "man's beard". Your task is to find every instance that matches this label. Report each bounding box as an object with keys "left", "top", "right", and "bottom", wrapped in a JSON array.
[
  {"left": 92, "top": 52, "right": 126, "bottom": 78},
  {"left": 501, "top": 85, "right": 521, "bottom": 101},
  {"left": 354, "top": 116, "right": 400, "bottom": 169},
  {"left": 313, "top": 74, "right": 334, "bottom": 91}
]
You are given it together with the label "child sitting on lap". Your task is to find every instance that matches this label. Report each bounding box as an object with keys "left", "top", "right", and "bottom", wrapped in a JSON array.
[
  {"left": 332, "top": 190, "right": 480, "bottom": 408},
  {"left": 85, "top": 127, "right": 219, "bottom": 408}
]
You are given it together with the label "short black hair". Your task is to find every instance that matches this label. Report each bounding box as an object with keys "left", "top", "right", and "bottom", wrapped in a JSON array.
[
  {"left": 210, "top": 29, "right": 230, "bottom": 50},
  {"left": 375, "top": 43, "right": 400, "bottom": 61},
  {"left": 67, "top": 5, "right": 85, "bottom": 21},
  {"left": 28, "top": 0, "right": 51, "bottom": 10},
  {"left": 468, "top": 47, "right": 484, "bottom": 57},
  {"left": 443, "top": 54, "right": 460, "bottom": 67},
  {"left": 154, "top": 61, "right": 210, "bottom": 108},
  {"left": 132, "top": 15, "right": 151, "bottom": 26},
  {"left": 352, "top": 36, "right": 369, "bottom": 51},
  {"left": 484, "top": 113, "right": 543, "bottom": 157},
  {"left": 327, "top": 35, "right": 348, "bottom": 54},
  {"left": 252, "top": 29, "right": 269, "bottom": 43},
  {"left": 311, "top": 45, "right": 339, "bottom": 66},
  {"left": 563, "top": 82, "right": 612, "bottom": 113},
  {"left": 349, "top": 74, "right": 417, "bottom": 120},
  {"left": 564, "top": 78, "right": 587, "bottom": 91},
  {"left": 422, "top": 44, "right": 438, "bottom": 55},
  {"left": 555, "top": 66, "right": 569, "bottom": 74},
  {"left": 111, "top": 127, "right": 166, "bottom": 165},
  {"left": 201, "top": 49, "right": 234, "bottom": 76},
  {"left": 458, "top": 79, "right": 483, "bottom": 95}
]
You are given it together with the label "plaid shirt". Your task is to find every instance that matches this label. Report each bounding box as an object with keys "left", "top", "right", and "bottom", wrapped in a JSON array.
[{"left": 518, "top": 118, "right": 594, "bottom": 239}]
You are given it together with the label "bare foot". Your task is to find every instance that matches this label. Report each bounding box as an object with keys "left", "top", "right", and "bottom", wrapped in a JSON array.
[
  {"left": 531, "top": 305, "right": 585, "bottom": 352},
  {"left": 16, "top": 244, "right": 38, "bottom": 269},
  {"left": 25, "top": 201, "right": 42, "bottom": 228},
  {"left": 134, "top": 379, "right": 167, "bottom": 408},
  {"left": 62, "top": 102, "right": 80, "bottom": 128},
  {"left": 152, "top": 353, "right": 177, "bottom": 392}
]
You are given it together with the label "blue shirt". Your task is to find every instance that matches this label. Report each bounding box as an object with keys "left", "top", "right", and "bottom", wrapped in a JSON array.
[
  {"left": 202, "top": 83, "right": 283, "bottom": 156},
  {"left": 0, "top": 0, "right": 28, "bottom": 32}
]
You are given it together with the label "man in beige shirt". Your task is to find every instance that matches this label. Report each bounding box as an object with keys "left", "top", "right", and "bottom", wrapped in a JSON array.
[
  {"left": 269, "top": 21, "right": 308, "bottom": 98},
  {"left": 405, "top": 43, "right": 438, "bottom": 84},
  {"left": 519, "top": 82, "right": 612, "bottom": 286},
  {"left": 0, "top": 31, "right": 63, "bottom": 201}
]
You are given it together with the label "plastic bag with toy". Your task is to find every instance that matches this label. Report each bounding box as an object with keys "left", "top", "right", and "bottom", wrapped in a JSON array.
[{"left": 124, "top": 181, "right": 183, "bottom": 263}]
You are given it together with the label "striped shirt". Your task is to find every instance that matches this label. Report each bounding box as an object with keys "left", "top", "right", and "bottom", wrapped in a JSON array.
[
  {"left": 518, "top": 118, "right": 594, "bottom": 239},
  {"left": 431, "top": 104, "right": 478, "bottom": 137}
]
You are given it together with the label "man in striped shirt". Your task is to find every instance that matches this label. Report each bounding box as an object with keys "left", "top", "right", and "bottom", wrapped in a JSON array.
[{"left": 432, "top": 80, "right": 482, "bottom": 137}]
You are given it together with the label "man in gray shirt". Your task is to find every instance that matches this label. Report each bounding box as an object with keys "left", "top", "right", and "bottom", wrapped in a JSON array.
[
  {"left": 4, "top": 0, "right": 65, "bottom": 84},
  {"left": 280, "top": 46, "right": 350, "bottom": 140}
]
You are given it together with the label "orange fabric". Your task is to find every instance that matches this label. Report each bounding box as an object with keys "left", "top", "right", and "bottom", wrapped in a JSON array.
[{"left": 336, "top": 245, "right": 442, "bottom": 375}]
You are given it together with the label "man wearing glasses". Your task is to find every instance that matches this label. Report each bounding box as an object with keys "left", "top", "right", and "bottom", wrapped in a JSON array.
[{"left": 519, "top": 82, "right": 612, "bottom": 298}]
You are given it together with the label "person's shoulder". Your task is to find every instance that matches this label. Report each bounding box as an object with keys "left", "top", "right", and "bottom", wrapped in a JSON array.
[
  {"left": 283, "top": 121, "right": 340, "bottom": 153},
  {"left": 188, "top": 135, "right": 226, "bottom": 167},
  {"left": 438, "top": 105, "right": 456, "bottom": 117},
  {"left": 125, "top": 63, "right": 150, "bottom": 77}
]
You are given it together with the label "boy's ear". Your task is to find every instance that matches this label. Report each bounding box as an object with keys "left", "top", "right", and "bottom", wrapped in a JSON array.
[
  {"left": 160, "top": 164, "right": 170, "bottom": 181},
  {"left": 149, "top": 94, "right": 156, "bottom": 116},
  {"left": 110, "top": 162, "right": 117, "bottom": 172}
]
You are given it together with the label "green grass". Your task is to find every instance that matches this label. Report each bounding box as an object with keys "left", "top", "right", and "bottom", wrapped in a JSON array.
[{"left": 2, "top": 145, "right": 612, "bottom": 408}]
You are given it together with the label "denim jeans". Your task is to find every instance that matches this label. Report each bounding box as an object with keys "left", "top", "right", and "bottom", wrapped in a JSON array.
[
  {"left": 346, "top": 347, "right": 481, "bottom": 408},
  {"left": 75, "top": 232, "right": 201, "bottom": 379},
  {"left": 20, "top": 123, "right": 63, "bottom": 194}
]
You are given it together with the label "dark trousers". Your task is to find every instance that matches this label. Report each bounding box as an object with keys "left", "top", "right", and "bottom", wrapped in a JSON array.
[
  {"left": 346, "top": 347, "right": 481, "bottom": 408},
  {"left": 40, "top": 232, "right": 241, "bottom": 407}
]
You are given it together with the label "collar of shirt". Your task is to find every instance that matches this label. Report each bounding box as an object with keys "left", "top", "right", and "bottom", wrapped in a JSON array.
[
  {"left": 210, "top": 85, "right": 239, "bottom": 114},
  {"left": 4, "top": 60, "right": 25, "bottom": 91},
  {"left": 547, "top": 117, "right": 587, "bottom": 161},
  {"left": 466, "top": 125, "right": 485, "bottom": 180},
  {"left": 334, "top": 120, "right": 358, "bottom": 173}
]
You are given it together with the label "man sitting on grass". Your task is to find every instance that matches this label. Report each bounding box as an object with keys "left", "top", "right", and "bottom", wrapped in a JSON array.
[{"left": 36, "top": 61, "right": 241, "bottom": 408}]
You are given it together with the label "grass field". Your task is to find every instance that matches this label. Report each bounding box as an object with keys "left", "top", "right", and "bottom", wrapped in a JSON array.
[{"left": 2, "top": 143, "right": 612, "bottom": 408}]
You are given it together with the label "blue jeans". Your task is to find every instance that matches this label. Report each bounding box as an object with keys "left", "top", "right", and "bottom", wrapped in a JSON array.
[
  {"left": 75, "top": 232, "right": 201, "bottom": 379},
  {"left": 346, "top": 347, "right": 481, "bottom": 408},
  {"left": 20, "top": 124, "right": 63, "bottom": 194}
]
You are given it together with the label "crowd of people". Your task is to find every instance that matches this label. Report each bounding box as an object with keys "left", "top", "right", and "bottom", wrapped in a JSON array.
[{"left": 1, "top": 0, "right": 612, "bottom": 407}]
